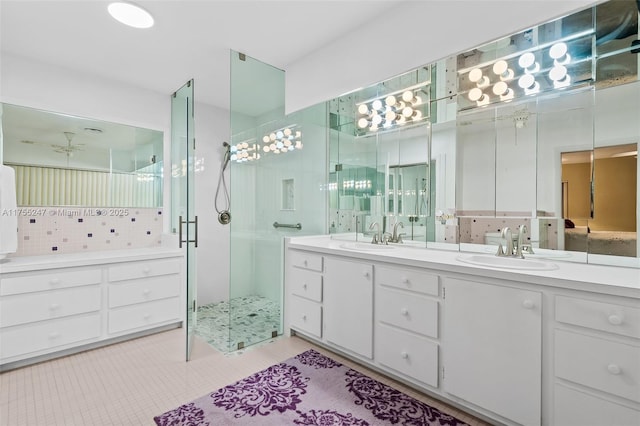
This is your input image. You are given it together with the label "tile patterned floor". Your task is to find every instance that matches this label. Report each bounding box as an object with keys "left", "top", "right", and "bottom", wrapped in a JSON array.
[
  {"left": 194, "top": 295, "right": 281, "bottom": 352},
  {"left": 0, "top": 329, "right": 492, "bottom": 426}
]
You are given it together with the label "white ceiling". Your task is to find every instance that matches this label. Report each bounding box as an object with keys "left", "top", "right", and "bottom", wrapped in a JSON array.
[{"left": 0, "top": 0, "right": 401, "bottom": 112}]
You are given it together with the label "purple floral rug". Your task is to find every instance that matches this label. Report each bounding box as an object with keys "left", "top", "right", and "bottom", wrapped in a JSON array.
[{"left": 154, "top": 349, "right": 469, "bottom": 425}]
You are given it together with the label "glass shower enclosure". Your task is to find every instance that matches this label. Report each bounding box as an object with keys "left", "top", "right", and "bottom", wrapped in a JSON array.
[{"left": 196, "top": 51, "right": 326, "bottom": 353}]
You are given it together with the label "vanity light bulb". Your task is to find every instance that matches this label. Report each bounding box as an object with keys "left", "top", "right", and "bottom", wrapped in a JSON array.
[
  {"left": 276, "top": 131, "right": 284, "bottom": 139},
  {"left": 288, "top": 145, "right": 294, "bottom": 151},
  {"left": 402, "top": 90, "right": 414, "bottom": 103},
  {"left": 468, "top": 87, "right": 483, "bottom": 102},
  {"left": 283, "top": 128, "right": 292, "bottom": 136},
  {"left": 518, "top": 52, "right": 535, "bottom": 69},
  {"left": 372, "top": 99, "right": 383, "bottom": 111},
  {"left": 273, "top": 149, "right": 280, "bottom": 154},
  {"left": 230, "top": 145, "right": 238, "bottom": 153},
  {"left": 402, "top": 106, "right": 414, "bottom": 118},
  {"left": 493, "top": 60, "right": 508, "bottom": 76},
  {"left": 276, "top": 141, "right": 283, "bottom": 149},
  {"left": 269, "top": 143, "right": 276, "bottom": 151},
  {"left": 412, "top": 110, "right": 423, "bottom": 120},
  {"left": 369, "top": 124, "right": 379, "bottom": 131},
  {"left": 469, "top": 68, "right": 483, "bottom": 83},
  {"left": 357, "top": 118, "right": 369, "bottom": 128},
  {"left": 397, "top": 115, "right": 407, "bottom": 124},
  {"left": 230, "top": 154, "right": 237, "bottom": 161},
  {"left": 492, "top": 81, "right": 509, "bottom": 96},
  {"left": 548, "top": 65, "right": 567, "bottom": 81},
  {"left": 263, "top": 145, "right": 270, "bottom": 152},
  {"left": 385, "top": 110, "right": 397, "bottom": 122},
  {"left": 549, "top": 42, "right": 568, "bottom": 60},
  {"left": 269, "top": 133, "right": 276, "bottom": 141},
  {"left": 554, "top": 74, "right": 571, "bottom": 89},
  {"left": 357, "top": 104, "right": 369, "bottom": 115},
  {"left": 295, "top": 141, "right": 303, "bottom": 149},
  {"left": 413, "top": 95, "right": 422, "bottom": 105},
  {"left": 372, "top": 114, "right": 383, "bottom": 125},
  {"left": 295, "top": 131, "right": 302, "bottom": 138},
  {"left": 385, "top": 95, "right": 396, "bottom": 106},
  {"left": 242, "top": 142, "right": 249, "bottom": 149},
  {"left": 262, "top": 135, "right": 270, "bottom": 143},
  {"left": 284, "top": 139, "right": 292, "bottom": 147},
  {"left": 518, "top": 74, "right": 536, "bottom": 89}
]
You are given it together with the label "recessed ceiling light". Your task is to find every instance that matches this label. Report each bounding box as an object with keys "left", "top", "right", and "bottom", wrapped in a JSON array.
[{"left": 108, "top": 2, "right": 154, "bottom": 29}]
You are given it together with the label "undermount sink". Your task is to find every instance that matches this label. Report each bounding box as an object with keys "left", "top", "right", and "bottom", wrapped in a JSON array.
[
  {"left": 339, "top": 242, "right": 396, "bottom": 251},
  {"left": 457, "top": 254, "right": 558, "bottom": 271}
]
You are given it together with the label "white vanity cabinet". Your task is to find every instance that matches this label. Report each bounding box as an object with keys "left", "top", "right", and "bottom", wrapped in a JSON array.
[
  {"left": 0, "top": 267, "right": 102, "bottom": 361},
  {"left": 324, "top": 256, "right": 373, "bottom": 359},
  {"left": 0, "top": 250, "right": 183, "bottom": 370},
  {"left": 553, "top": 294, "right": 640, "bottom": 425},
  {"left": 284, "top": 236, "right": 640, "bottom": 426},
  {"left": 443, "top": 277, "right": 542, "bottom": 426},
  {"left": 374, "top": 264, "right": 440, "bottom": 388}
]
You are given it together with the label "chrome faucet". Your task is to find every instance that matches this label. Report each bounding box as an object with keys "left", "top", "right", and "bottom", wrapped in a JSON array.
[
  {"left": 497, "top": 227, "right": 514, "bottom": 257},
  {"left": 369, "top": 222, "right": 381, "bottom": 244},
  {"left": 391, "top": 221, "right": 404, "bottom": 243},
  {"left": 497, "top": 225, "right": 530, "bottom": 258}
]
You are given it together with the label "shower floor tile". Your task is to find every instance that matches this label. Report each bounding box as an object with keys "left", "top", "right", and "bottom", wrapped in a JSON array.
[{"left": 194, "top": 295, "right": 281, "bottom": 352}]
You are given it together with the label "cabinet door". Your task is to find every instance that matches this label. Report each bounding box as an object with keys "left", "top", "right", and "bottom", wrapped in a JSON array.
[
  {"left": 443, "top": 277, "right": 542, "bottom": 426},
  {"left": 324, "top": 257, "right": 373, "bottom": 359}
]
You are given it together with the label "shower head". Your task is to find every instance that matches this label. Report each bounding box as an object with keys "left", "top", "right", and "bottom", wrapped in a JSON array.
[{"left": 222, "top": 141, "right": 230, "bottom": 171}]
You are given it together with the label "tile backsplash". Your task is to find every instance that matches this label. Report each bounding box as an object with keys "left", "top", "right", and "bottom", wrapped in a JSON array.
[{"left": 13, "top": 207, "right": 163, "bottom": 256}]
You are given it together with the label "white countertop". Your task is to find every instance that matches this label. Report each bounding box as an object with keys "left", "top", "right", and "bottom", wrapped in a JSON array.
[
  {"left": 287, "top": 235, "right": 640, "bottom": 298},
  {"left": 0, "top": 247, "right": 184, "bottom": 274}
]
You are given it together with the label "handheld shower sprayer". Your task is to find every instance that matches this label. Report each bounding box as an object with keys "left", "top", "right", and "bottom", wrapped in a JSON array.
[
  {"left": 222, "top": 141, "right": 231, "bottom": 172},
  {"left": 215, "top": 141, "right": 231, "bottom": 224}
]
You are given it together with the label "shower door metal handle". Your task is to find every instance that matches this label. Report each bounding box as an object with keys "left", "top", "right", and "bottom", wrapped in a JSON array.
[{"left": 179, "top": 215, "right": 198, "bottom": 248}]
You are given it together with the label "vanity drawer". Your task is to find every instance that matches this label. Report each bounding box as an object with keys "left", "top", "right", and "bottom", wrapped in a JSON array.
[
  {"left": 556, "top": 295, "right": 640, "bottom": 339},
  {"left": 0, "top": 285, "right": 101, "bottom": 328},
  {"left": 376, "top": 286, "right": 438, "bottom": 338},
  {"left": 289, "top": 250, "right": 323, "bottom": 272},
  {"left": 554, "top": 384, "right": 640, "bottom": 426},
  {"left": 108, "top": 297, "right": 181, "bottom": 334},
  {"left": 375, "top": 265, "right": 439, "bottom": 296},
  {"left": 555, "top": 329, "right": 640, "bottom": 403},
  {"left": 108, "top": 275, "right": 181, "bottom": 308},
  {"left": 289, "top": 267, "right": 322, "bottom": 302},
  {"left": 0, "top": 313, "right": 101, "bottom": 360},
  {"left": 289, "top": 295, "right": 322, "bottom": 337},
  {"left": 375, "top": 323, "right": 438, "bottom": 388},
  {"left": 108, "top": 258, "right": 181, "bottom": 282},
  {"left": 0, "top": 268, "right": 102, "bottom": 296}
]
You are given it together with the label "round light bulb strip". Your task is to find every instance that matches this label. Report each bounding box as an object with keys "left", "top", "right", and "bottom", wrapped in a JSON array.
[
  {"left": 465, "top": 41, "right": 576, "bottom": 108},
  {"left": 356, "top": 86, "right": 427, "bottom": 132}
]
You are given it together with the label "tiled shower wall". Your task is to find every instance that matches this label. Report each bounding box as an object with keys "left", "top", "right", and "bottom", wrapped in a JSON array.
[{"left": 13, "top": 207, "right": 163, "bottom": 256}]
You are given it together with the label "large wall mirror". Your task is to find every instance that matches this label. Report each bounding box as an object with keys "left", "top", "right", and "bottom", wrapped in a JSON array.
[
  {"left": 326, "top": 0, "right": 639, "bottom": 268},
  {"left": 1, "top": 103, "right": 163, "bottom": 207}
]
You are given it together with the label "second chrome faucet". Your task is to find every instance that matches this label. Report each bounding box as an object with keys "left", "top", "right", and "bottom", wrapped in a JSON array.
[{"left": 496, "top": 225, "right": 533, "bottom": 258}]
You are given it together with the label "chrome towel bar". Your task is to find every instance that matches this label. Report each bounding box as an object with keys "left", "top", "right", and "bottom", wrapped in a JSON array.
[{"left": 273, "top": 222, "right": 302, "bottom": 230}]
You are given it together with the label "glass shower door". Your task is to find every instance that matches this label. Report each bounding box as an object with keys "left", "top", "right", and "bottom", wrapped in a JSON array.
[
  {"left": 228, "top": 51, "right": 327, "bottom": 351},
  {"left": 171, "top": 80, "right": 197, "bottom": 360}
]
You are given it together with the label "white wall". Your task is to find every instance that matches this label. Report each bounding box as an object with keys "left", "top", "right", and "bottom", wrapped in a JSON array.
[
  {"left": 285, "top": 0, "right": 600, "bottom": 114},
  {"left": 194, "top": 102, "right": 231, "bottom": 305}
]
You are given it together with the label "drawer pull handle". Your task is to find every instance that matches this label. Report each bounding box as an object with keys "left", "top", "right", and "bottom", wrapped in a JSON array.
[
  {"left": 362, "top": 271, "right": 370, "bottom": 278},
  {"left": 143, "top": 268, "right": 151, "bottom": 275},
  {"left": 401, "top": 351, "right": 409, "bottom": 359},
  {"left": 48, "top": 332, "right": 60, "bottom": 339},
  {"left": 302, "top": 283, "right": 307, "bottom": 290},
  {"left": 607, "top": 364, "right": 621, "bottom": 375},
  {"left": 50, "top": 278, "right": 61, "bottom": 285},
  {"left": 402, "top": 277, "right": 409, "bottom": 284},
  {"left": 522, "top": 300, "right": 535, "bottom": 309},
  {"left": 143, "top": 289, "right": 151, "bottom": 295},
  {"left": 302, "top": 315, "right": 307, "bottom": 321},
  {"left": 400, "top": 308, "right": 409, "bottom": 316},
  {"left": 608, "top": 315, "right": 623, "bottom": 325},
  {"left": 303, "top": 260, "right": 308, "bottom": 266},
  {"left": 49, "top": 303, "right": 60, "bottom": 310}
]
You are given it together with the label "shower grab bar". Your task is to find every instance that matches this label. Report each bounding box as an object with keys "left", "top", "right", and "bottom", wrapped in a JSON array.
[{"left": 273, "top": 222, "right": 302, "bottom": 230}]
